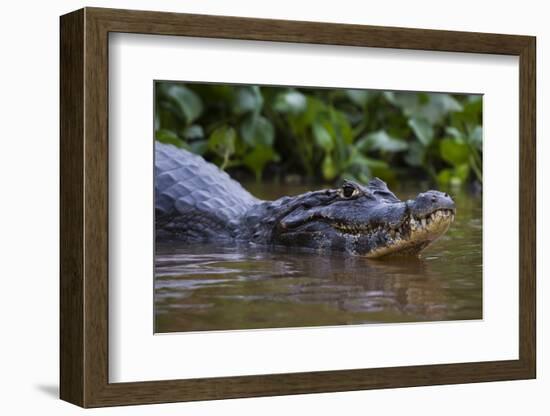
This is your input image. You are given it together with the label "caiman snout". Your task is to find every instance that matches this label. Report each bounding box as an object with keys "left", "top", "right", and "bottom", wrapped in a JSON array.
[{"left": 408, "top": 190, "right": 455, "bottom": 218}]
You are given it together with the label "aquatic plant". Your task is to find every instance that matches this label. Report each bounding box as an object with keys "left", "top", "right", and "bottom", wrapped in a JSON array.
[{"left": 155, "top": 82, "right": 482, "bottom": 187}]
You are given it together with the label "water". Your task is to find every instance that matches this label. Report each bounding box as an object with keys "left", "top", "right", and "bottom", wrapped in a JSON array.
[{"left": 155, "top": 183, "right": 482, "bottom": 333}]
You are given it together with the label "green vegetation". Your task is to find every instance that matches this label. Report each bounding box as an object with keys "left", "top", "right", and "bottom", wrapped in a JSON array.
[{"left": 155, "top": 82, "right": 482, "bottom": 187}]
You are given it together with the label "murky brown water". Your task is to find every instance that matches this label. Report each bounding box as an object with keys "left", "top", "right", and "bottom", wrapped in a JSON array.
[{"left": 155, "top": 183, "right": 482, "bottom": 333}]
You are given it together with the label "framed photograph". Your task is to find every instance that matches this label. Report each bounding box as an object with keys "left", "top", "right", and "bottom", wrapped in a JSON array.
[{"left": 60, "top": 7, "right": 536, "bottom": 407}]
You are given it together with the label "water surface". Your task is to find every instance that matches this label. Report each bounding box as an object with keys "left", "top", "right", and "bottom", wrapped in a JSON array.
[{"left": 155, "top": 183, "right": 482, "bottom": 333}]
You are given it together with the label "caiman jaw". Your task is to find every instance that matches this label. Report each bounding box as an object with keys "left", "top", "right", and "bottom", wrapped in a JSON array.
[
  {"left": 332, "top": 208, "right": 455, "bottom": 258},
  {"left": 367, "top": 208, "right": 455, "bottom": 258}
]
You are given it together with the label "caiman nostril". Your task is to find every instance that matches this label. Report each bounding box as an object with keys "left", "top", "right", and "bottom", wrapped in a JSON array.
[{"left": 431, "top": 196, "right": 437, "bottom": 203}]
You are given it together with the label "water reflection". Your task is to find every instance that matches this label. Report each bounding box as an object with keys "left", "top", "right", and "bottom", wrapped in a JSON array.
[{"left": 155, "top": 184, "right": 482, "bottom": 333}]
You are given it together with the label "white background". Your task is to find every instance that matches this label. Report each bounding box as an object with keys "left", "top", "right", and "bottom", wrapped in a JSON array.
[
  {"left": 110, "top": 34, "right": 519, "bottom": 382},
  {"left": 0, "top": 0, "right": 546, "bottom": 415}
]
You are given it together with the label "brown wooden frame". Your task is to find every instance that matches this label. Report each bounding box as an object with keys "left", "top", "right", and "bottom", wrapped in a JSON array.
[{"left": 60, "top": 7, "right": 536, "bottom": 408}]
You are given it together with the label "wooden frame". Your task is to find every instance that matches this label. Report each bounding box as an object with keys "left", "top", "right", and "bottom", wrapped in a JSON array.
[{"left": 60, "top": 7, "right": 536, "bottom": 408}]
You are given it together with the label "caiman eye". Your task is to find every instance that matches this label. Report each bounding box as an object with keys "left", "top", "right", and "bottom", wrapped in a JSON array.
[{"left": 342, "top": 184, "right": 357, "bottom": 198}]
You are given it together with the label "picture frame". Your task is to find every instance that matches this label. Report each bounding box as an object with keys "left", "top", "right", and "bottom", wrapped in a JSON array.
[{"left": 60, "top": 7, "right": 536, "bottom": 408}]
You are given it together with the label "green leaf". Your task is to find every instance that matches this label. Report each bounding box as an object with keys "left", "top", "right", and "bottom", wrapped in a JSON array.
[
  {"left": 357, "top": 130, "right": 408, "bottom": 153},
  {"left": 384, "top": 91, "right": 419, "bottom": 113},
  {"left": 468, "top": 125, "right": 483, "bottom": 150},
  {"left": 242, "top": 145, "right": 278, "bottom": 181},
  {"left": 322, "top": 154, "right": 337, "bottom": 181},
  {"left": 434, "top": 93, "right": 463, "bottom": 113},
  {"left": 354, "top": 155, "right": 395, "bottom": 184},
  {"left": 155, "top": 129, "right": 186, "bottom": 148},
  {"left": 437, "top": 168, "right": 453, "bottom": 186},
  {"left": 273, "top": 90, "right": 307, "bottom": 114},
  {"left": 329, "top": 109, "right": 353, "bottom": 145},
  {"left": 154, "top": 111, "right": 160, "bottom": 131},
  {"left": 191, "top": 84, "right": 234, "bottom": 103},
  {"left": 161, "top": 84, "right": 203, "bottom": 124},
  {"left": 387, "top": 92, "right": 463, "bottom": 124},
  {"left": 418, "top": 93, "right": 430, "bottom": 105},
  {"left": 233, "top": 86, "right": 263, "bottom": 115},
  {"left": 440, "top": 138, "right": 470, "bottom": 166},
  {"left": 416, "top": 94, "right": 463, "bottom": 124},
  {"left": 345, "top": 150, "right": 399, "bottom": 184},
  {"left": 182, "top": 124, "right": 204, "bottom": 141},
  {"left": 208, "top": 126, "right": 236, "bottom": 168},
  {"left": 460, "top": 96, "right": 483, "bottom": 124},
  {"left": 408, "top": 117, "right": 434, "bottom": 146},
  {"left": 240, "top": 114, "right": 275, "bottom": 147},
  {"left": 445, "top": 126, "right": 464, "bottom": 140},
  {"left": 404, "top": 142, "right": 426, "bottom": 167},
  {"left": 455, "top": 163, "right": 470, "bottom": 182},
  {"left": 346, "top": 90, "right": 371, "bottom": 108},
  {"left": 287, "top": 96, "right": 325, "bottom": 135},
  {"left": 312, "top": 122, "right": 334, "bottom": 152},
  {"left": 438, "top": 164, "right": 470, "bottom": 187}
]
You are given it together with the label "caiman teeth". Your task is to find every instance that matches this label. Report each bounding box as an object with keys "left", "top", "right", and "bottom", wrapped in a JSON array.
[
  {"left": 410, "top": 209, "right": 455, "bottom": 231},
  {"left": 333, "top": 208, "right": 455, "bottom": 237}
]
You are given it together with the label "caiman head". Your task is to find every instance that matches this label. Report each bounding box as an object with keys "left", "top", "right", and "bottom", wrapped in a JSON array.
[{"left": 266, "top": 178, "right": 455, "bottom": 258}]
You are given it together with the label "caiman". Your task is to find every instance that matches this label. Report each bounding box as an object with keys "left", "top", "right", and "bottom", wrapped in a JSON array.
[{"left": 155, "top": 142, "right": 455, "bottom": 258}]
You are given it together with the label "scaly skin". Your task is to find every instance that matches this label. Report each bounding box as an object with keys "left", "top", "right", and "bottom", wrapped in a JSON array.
[{"left": 155, "top": 142, "right": 455, "bottom": 258}]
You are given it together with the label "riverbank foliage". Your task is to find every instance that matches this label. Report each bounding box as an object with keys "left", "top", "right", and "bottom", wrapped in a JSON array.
[{"left": 155, "top": 82, "right": 482, "bottom": 187}]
